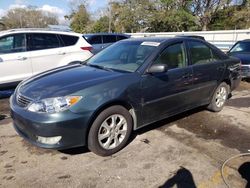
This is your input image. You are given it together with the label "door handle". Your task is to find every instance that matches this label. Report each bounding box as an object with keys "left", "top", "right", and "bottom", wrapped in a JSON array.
[
  {"left": 17, "top": 56, "right": 27, "bottom": 61},
  {"left": 58, "top": 52, "right": 66, "bottom": 55}
]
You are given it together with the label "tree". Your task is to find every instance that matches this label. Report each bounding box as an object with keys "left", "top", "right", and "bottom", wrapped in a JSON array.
[
  {"left": 147, "top": 0, "right": 198, "bottom": 32},
  {"left": 209, "top": 0, "right": 250, "bottom": 30},
  {"left": 107, "top": 0, "right": 158, "bottom": 33},
  {"left": 91, "top": 16, "right": 111, "bottom": 33},
  {"left": 66, "top": 4, "right": 91, "bottom": 33},
  {"left": 2, "top": 7, "right": 58, "bottom": 29},
  {"left": 190, "top": 0, "right": 228, "bottom": 31}
]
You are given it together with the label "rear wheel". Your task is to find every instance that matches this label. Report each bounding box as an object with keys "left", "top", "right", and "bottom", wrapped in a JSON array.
[
  {"left": 88, "top": 105, "right": 132, "bottom": 156},
  {"left": 207, "top": 82, "right": 229, "bottom": 112}
]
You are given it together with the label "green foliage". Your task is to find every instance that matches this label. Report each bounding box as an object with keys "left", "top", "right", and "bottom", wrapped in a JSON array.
[
  {"left": 69, "top": 5, "right": 91, "bottom": 33},
  {"left": 91, "top": 16, "right": 110, "bottom": 33},
  {"left": 209, "top": 1, "right": 250, "bottom": 30}
]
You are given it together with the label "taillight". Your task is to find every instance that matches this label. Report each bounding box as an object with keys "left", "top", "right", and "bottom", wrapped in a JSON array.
[{"left": 81, "top": 47, "right": 93, "bottom": 51}]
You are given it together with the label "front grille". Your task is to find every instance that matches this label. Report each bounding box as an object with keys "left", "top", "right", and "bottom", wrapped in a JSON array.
[{"left": 16, "top": 94, "right": 32, "bottom": 108}]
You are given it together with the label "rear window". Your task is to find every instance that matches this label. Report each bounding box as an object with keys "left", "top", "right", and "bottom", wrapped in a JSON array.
[
  {"left": 84, "top": 35, "right": 102, "bottom": 44},
  {"left": 60, "top": 35, "right": 79, "bottom": 46},
  {"left": 103, "top": 35, "right": 116, "bottom": 43},
  {"left": 117, "top": 35, "right": 128, "bottom": 41}
]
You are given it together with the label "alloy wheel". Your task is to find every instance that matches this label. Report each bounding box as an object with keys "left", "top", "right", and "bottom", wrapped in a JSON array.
[{"left": 98, "top": 114, "right": 128, "bottom": 150}]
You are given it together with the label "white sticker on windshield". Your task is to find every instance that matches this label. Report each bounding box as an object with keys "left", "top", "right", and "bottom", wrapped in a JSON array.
[{"left": 141, "top": 42, "right": 160, "bottom": 47}]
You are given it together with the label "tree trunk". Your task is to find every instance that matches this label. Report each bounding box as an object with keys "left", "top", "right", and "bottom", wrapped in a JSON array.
[{"left": 202, "top": 24, "right": 208, "bottom": 31}]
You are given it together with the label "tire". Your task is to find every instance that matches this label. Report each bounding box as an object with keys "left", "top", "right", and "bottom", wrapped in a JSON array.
[
  {"left": 207, "top": 82, "right": 229, "bottom": 112},
  {"left": 88, "top": 105, "right": 133, "bottom": 156}
]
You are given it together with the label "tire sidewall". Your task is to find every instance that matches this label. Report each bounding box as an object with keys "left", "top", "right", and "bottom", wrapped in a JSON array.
[
  {"left": 209, "top": 82, "right": 229, "bottom": 112},
  {"left": 88, "top": 105, "right": 133, "bottom": 156}
]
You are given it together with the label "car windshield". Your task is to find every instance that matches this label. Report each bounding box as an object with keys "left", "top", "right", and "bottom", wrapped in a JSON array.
[
  {"left": 87, "top": 41, "right": 158, "bottom": 72},
  {"left": 230, "top": 42, "right": 250, "bottom": 53}
]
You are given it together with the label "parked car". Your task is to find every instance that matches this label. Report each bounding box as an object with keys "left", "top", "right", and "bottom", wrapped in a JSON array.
[
  {"left": 175, "top": 34, "right": 205, "bottom": 41},
  {"left": 227, "top": 39, "right": 250, "bottom": 79},
  {"left": 10, "top": 37, "right": 241, "bottom": 156},
  {"left": 0, "top": 28, "right": 93, "bottom": 89},
  {"left": 83, "top": 33, "right": 130, "bottom": 54}
]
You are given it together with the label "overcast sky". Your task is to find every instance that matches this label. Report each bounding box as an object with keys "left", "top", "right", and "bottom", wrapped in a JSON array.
[{"left": 0, "top": 0, "right": 109, "bottom": 24}]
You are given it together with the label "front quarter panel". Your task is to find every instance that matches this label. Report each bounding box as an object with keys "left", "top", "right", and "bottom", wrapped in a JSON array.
[{"left": 69, "top": 73, "right": 142, "bottom": 122}]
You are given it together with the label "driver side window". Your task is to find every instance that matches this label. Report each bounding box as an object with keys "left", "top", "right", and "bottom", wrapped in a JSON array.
[{"left": 154, "top": 42, "right": 186, "bottom": 69}]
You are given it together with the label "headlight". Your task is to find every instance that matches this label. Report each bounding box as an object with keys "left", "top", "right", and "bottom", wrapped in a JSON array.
[{"left": 27, "top": 96, "right": 82, "bottom": 113}]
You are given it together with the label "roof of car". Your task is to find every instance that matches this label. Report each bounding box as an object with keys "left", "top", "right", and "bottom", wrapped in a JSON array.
[
  {"left": 124, "top": 37, "right": 170, "bottom": 42},
  {"left": 175, "top": 34, "right": 205, "bottom": 40},
  {"left": 83, "top": 33, "right": 130, "bottom": 37},
  {"left": 0, "top": 28, "right": 81, "bottom": 36},
  {"left": 241, "top": 39, "right": 250, "bottom": 42}
]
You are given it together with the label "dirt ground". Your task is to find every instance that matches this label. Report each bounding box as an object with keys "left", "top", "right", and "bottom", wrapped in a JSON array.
[{"left": 0, "top": 81, "right": 250, "bottom": 188}]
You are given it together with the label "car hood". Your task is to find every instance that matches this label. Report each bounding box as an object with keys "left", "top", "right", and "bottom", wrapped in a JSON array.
[
  {"left": 229, "top": 53, "right": 250, "bottom": 65},
  {"left": 18, "top": 64, "right": 123, "bottom": 99}
]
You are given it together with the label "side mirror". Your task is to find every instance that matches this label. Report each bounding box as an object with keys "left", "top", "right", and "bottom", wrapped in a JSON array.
[{"left": 147, "top": 64, "right": 168, "bottom": 74}]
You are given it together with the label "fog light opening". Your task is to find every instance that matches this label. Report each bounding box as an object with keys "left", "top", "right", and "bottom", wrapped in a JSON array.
[{"left": 37, "top": 136, "right": 62, "bottom": 145}]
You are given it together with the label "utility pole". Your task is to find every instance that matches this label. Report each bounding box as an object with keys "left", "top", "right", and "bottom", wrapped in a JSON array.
[
  {"left": 108, "top": 7, "right": 111, "bottom": 33},
  {"left": 108, "top": 1, "right": 112, "bottom": 33}
]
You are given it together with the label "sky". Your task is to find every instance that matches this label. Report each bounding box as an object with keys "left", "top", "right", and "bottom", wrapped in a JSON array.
[{"left": 0, "top": 0, "right": 109, "bottom": 24}]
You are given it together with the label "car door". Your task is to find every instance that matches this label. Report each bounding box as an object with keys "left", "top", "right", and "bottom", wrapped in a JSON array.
[
  {"left": 141, "top": 41, "right": 193, "bottom": 125},
  {"left": 27, "top": 33, "right": 63, "bottom": 75},
  {"left": 0, "top": 33, "right": 32, "bottom": 85},
  {"left": 187, "top": 40, "right": 225, "bottom": 106}
]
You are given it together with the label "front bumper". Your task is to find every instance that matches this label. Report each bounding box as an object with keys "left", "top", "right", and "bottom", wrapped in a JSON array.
[
  {"left": 10, "top": 95, "right": 92, "bottom": 150},
  {"left": 241, "top": 65, "right": 250, "bottom": 78}
]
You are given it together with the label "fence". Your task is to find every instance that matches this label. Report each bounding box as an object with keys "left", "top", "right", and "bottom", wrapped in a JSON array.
[{"left": 128, "top": 29, "right": 250, "bottom": 51}]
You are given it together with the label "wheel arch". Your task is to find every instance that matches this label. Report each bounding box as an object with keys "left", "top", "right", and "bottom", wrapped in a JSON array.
[
  {"left": 85, "top": 100, "right": 137, "bottom": 144},
  {"left": 222, "top": 79, "right": 231, "bottom": 90},
  {"left": 220, "top": 79, "right": 232, "bottom": 99}
]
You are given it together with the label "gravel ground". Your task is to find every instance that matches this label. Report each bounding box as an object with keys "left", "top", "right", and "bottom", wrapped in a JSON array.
[{"left": 0, "top": 81, "right": 250, "bottom": 188}]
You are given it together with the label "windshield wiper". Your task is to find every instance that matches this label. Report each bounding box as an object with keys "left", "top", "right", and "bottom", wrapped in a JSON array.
[{"left": 87, "top": 64, "right": 114, "bottom": 72}]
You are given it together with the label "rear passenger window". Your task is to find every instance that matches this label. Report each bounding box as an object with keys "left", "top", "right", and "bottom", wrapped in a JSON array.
[
  {"left": 154, "top": 43, "right": 186, "bottom": 69},
  {"left": 0, "top": 34, "right": 26, "bottom": 54},
  {"left": 189, "top": 41, "right": 213, "bottom": 65},
  {"left": 116, "top": 35, "right": 128, "bottom": 41},
  {"left": 30, "top": 33, "right": 60, "bottom": 51},
  {"left": 103, "top": 35, "right": 116, "bottom": 43},
  {"left": 60, "top": 35, "right": 78, "bottom": 46},
  {"left": 87, "top": 36, "right": 102, "bottom": 44}
]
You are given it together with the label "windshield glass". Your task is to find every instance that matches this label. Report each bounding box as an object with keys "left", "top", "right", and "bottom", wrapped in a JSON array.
[
  {"left": 87, "top": 41, "right": 158, "bottom": 72},
  {"left": 230, "top": 42, "right": 250, "bottom": 53}
]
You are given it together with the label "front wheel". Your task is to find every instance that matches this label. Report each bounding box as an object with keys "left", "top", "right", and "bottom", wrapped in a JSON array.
[
  {"left": 207, "top": 82, "right": 229, "bottom": 112},
  {"left": 88, "top": 105, "right": 133, "bottom": 156}
]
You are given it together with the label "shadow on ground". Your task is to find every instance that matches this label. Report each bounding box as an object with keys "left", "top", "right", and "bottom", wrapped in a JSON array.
[
  {"left": 226, "top": 97, "right": 250, "bottom": 108},
  {"left": 159, "top": 167, "right": 196, "bottom": 188},
  {"left": 0, "top": 114, "right": 7, "bottom": 121},
  {"left": 135, "top": 106, "right": 205, "bottom": 136},
  {"left": 59, "top": 147, "right": 90, "bottom": 155},
  {"left": 238, "top": 162, "right": 250, "bottom": 188}
]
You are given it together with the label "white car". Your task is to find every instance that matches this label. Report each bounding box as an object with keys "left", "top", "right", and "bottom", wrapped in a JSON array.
[{"left": 0, "top": 29, "right": 93, "bottom": 88}]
